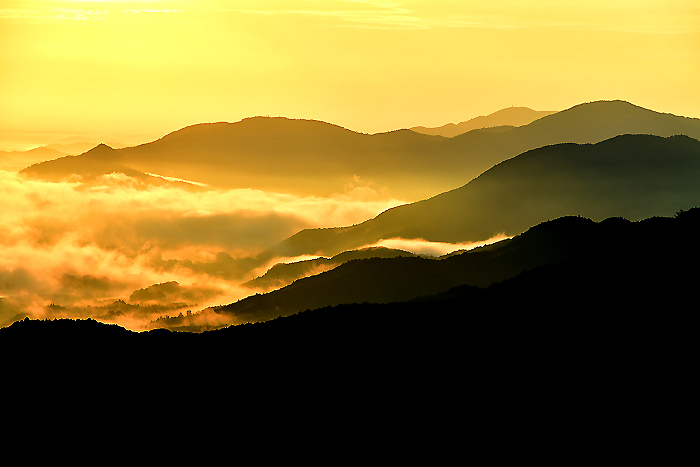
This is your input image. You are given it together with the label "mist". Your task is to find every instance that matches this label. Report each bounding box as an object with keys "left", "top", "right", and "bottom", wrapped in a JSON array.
[
  {"left": 363, "top": 235, "right": 512, "bottom": 257},
  {"left": 0, "top": 170, "right": 405, "bottom": 329}
]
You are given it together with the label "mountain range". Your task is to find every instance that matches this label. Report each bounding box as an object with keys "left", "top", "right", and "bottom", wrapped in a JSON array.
[
  {"left": 19, "top": 100, "right": 700, "bottom": 201},
  {"left": 5, "top": 208, "right": 692, "bottom": 435},
  {"left": 5, "top": 205, "right": 695, "bottom": 345},
  {"left": 6, "top": 99, "right": 700, "bottom": 333},
  {"left": 263, "top": 133, "right": 700, "bottom": 259},
  {"left": 143, "top": 207, "right": 700, "bottom": 328}
]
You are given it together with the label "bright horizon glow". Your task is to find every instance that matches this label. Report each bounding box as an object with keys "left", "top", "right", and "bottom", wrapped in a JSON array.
[{"left": 1, "top": 0, "right": 699, "bottom": 150}]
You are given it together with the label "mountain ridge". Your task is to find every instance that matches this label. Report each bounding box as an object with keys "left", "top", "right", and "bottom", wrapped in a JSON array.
[
  {"left": 183, "top": 207, "right": 700, "bottom": 327},
  {"left": 262, "top": 133, "right": 700, "bottom": 259},
  {"left": 20, "top": 100, "right": 700, "bottom": 201}
]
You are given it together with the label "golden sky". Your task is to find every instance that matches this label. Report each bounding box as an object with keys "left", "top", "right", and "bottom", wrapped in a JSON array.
[{"left": 1, "top": 0, "right": 699, "bottom": 150}]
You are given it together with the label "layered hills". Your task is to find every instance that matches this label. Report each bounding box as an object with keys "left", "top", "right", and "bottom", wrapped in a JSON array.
[
  {"left": 243, "top": 246, "right": 417, "bottom": 291},
  {"left": 20, "top": 100, "right": 700, "bottom": 200},
  {"left": 6, "top": 208, "right": 697, "bottom": 343},
  {"left": 152, "top": 207, "right": 700, "bottom": 327},
  {"left": 1, "top": 137, "right": 128, "bottom": 172},
  {"left": 3, "top": 207, "right": 697, "bottom": 411},
  {"left": 5, "top": 100, "right": 698, "bottom": 408},
  {"left": 410, "top": 106, "right": 557, "bottom": 137},
  {"left": 265, "top": 134, "right": 700, "bottom": 258},
  {"left": 0, "top": 146, "right": 66, "bottom": 172}
]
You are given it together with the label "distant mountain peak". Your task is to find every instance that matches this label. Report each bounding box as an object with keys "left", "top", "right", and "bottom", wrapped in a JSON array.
[
  {"left": 82, "top": 143, "right": 117, "bottom": 157},
  {"left": 411, "top": 106, "right": 557, "bottom": 137},
  {"left": 84, "top": 143, "right": 115, "bottom": 154}
]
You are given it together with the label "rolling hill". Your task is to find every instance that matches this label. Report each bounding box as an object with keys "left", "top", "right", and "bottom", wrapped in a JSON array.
[
  {"left": 20, "top": 100, "right": 700, "bottom": 201},
  {"left": 264, "top": 134, "right": 700, "bottom": 259}
]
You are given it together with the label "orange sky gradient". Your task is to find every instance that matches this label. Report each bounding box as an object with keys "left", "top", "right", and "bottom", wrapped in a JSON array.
[{"left": 1, "top": 0, "right": 699, "bottom": 150}]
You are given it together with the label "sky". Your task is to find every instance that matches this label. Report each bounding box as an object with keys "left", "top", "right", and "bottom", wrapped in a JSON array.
[{"left": 1, "top": 0, "right": 699, "bottom": 150}]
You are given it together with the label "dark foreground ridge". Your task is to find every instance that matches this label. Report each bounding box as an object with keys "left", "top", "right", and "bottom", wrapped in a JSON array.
[
  {"left": 3, "top": 210, "right": 695, "bottom": 449},
  {"left": 3, "top": 209, "right": 698, "bottom": 375},
  {"left": 206, "top": 204, "right": 700, "bottom": 324}
]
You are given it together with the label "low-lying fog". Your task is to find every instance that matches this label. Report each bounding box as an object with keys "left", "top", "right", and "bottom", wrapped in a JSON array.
[{"left": 0, "top": 170, "right": 504, "bottom": 330}]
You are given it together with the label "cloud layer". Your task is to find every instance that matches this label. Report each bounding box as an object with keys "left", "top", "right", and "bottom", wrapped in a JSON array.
[{"left": 0, "top": 170, "right": 404, "bottom": 329}]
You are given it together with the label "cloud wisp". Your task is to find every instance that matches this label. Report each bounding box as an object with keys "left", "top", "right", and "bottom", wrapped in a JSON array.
[{"left": 362, "top": 234, "right": 512, "bottom": 257}]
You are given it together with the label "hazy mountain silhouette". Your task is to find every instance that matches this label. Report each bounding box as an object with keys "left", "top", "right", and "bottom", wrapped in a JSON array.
[
  {"left": 264, "top": 134, "right": 700, "bottom": 259},
  {"left": 411, "top": 106, "right": 557, "bottom": 137},
  {"left": 0, "top": 146, "right": 66, "bottom": 172},
  {"left": 1, "top": 138, "right": 129, "bottom": 172},
  {"left": 20, "top": 143, "right": 207, "bottom": 189},
  {"left": 244, "top": 246, "right": 416, "bottom": 291},
  {"left": 20, "top": 100, "right": 700, "bottom": 200},
  {"left": 22, "top": 144, "right": 139, "bottom": 179},
  {"left": 45, "top": 140, "right": 128, "bottom": 155}
]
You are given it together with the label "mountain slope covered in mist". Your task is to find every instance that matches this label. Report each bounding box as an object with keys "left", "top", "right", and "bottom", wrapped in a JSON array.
[
  {"left": 20, "top": 100, "right": 700, "bottom": 200},
  {"left": 265, "top": 134, "right": 700, "bottom": 258}
]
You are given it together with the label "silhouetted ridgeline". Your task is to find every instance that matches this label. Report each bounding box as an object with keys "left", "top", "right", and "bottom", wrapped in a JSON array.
[
  {"left": 20, "top": 100, "right": 700, "bottom": 200},
  {"left": 204, "top": 207, "right": 700, "bottom": 325},
  {"left": 243, "top": 246, "right": 417, "bottom": 291}
]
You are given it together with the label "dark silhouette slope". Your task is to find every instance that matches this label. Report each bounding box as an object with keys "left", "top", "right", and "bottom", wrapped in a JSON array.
[
  {"left": 411, "top": 106, "right": 557, "bottom": 137},
  {"left": 20, "top": 101, "right": 700, "bottom": 200},
  {"left": 7, "top": 208, "right": 695, "bottom": 353},
  {"left": 4, "top": 210, "right": 695, "bottom": 446},
  {"left": 244, "top": 246, "right": 416, "bottom": 291},
  {"left": 265, "top": 134, "right": 700, "bottom": 258},
  {"left": 210, "top": 208, "right": 700, "bottom": 324},
  {"left": 5, "top": 239, "right": 693, "bottom": 444}
]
